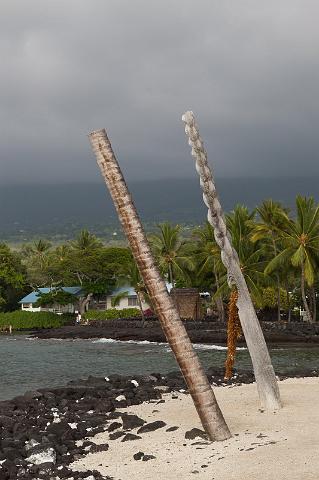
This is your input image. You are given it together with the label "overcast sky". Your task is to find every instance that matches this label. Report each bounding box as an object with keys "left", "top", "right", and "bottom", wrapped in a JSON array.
[{"left": 1, "top": 1, "right": 319, "bottom": 184}]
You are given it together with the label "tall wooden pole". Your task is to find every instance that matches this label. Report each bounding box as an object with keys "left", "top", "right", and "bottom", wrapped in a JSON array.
[
  {"left": 182, "top": 111, "right": 281, "bottom": 410},
  {"left": 88, "top": 128, "right": 231, "bottom": 441}
]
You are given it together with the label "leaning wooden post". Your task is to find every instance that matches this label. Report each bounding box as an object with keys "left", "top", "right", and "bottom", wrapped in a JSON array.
[
  {"left": 88, "top": 128, "right": 231, "bottom": 441},
  {"left": 182, "top": 111, "right": 281, "bottom": 410}
]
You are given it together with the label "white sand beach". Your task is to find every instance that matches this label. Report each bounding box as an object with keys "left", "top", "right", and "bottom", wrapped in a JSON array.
[{"left": 72, "top": 377, "right": 319, "bottom": 480}]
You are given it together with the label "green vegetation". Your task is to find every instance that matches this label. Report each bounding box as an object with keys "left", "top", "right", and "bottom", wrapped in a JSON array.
[
  {"left": 83, "top": 308, "right": 140, "bottom": 320},
  {"left": 0, "top": 311, "right": 69, "bottom": 330},
  {"left": 1, "top": 194, "right": 319, "bottom": 323},
  {"left": 0, "top": 243, "right": 27, "bottom": 312}
]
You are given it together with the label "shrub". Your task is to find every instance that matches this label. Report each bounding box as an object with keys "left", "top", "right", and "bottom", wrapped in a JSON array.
[
  {"left": 83, "top": 308, "right": 140, "bottom": 320},
  {"left": 0, "top": 311, "right": 69, "bottom": 331},
  {"left": 253, "top": 287, "right": 290, "bottom": 310}
]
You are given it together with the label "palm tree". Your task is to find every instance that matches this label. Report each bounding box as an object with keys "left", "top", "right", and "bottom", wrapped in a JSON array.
[
  {"left": 54, "top": 244, "right": 70, "bottom": 262},
  {"left": 193, "top": 222, "right": 225, "bottom": 321},
  {"left": 226, "top": 206, "right": 267, "bottom": 302},
  {"left": 150, "top": 223, "right": 194, "bottom": 285},
  {"left": 118, "top": 257, "right": 148, "bottom": 326},
  {"left": 71, "top": 229, "right": 103, "bottom": 253},
  {"left": 266, "top": 196, "right": 319, "bottom": 323},
  {"left": 220, "top": 206, "right": 268, "bottom": 378},
  {"left": 89, "top": 128, "right": 231, "bottom": 441},
  {"left": 250, "top": 200, "right": 290, "bottom": 322},
  {"left": 22, "top": 239, "right": 52, "bottom": 287}
]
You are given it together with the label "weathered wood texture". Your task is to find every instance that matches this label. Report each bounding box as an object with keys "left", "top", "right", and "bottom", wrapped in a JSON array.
[
  {"left": 88, "top": 128, "right": 231, "bottom": 441},
  {"left": 170, "top": 288, "right": 202, "bottom": 320},
  {"left": 182, "top": 111, "right": 281, "bottom": 410}
]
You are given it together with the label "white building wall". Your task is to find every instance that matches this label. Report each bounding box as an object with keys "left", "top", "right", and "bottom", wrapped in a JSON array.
[
  {"left": 21, "top": 303, "right": 75, "bottom": 313},
  {"left": 106, "top": 296, "right": 150, "bottom": 311}
]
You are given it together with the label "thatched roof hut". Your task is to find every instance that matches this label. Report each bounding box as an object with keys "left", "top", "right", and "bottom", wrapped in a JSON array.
[{"left": 170, "top": 288, "right": 202, "bottom": 320}]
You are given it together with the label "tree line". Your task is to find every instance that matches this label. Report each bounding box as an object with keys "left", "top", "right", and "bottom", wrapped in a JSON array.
[{"left": 0, "top": 195, "right": 318, "bottom": 322}]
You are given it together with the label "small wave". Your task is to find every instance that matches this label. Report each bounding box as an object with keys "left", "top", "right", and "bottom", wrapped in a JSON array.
[
  {"left": 194, "top": 344, "right": 247, "bottom": 351},
  {"left": 92, "top": 338, "right": 117, "bottom": 344},
  {"left": 165, "top": 344, "right": 246, "bottom": 352},
  {"left": 92, "top": 338, "right": 166, "bottom": 346},
  {"left": 92, "top": 338, "right": 246, "bottom": 351}
]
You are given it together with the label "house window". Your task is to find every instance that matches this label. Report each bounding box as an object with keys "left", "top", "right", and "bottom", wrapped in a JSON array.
[
  {"left": 23, "top": 303, "right": 33, "bottom": 309},
  {"left": 128, "top": 296, "right": 138, "bottom": 307}
]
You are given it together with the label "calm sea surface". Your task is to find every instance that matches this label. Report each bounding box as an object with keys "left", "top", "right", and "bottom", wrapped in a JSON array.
[{"left": 1, "top": 335, "right": 318, "bottom": 401}]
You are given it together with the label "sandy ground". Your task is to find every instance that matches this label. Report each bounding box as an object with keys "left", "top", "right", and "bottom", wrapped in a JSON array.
[{"left": 72, "top": 377, "right": 319, "bottom": 480}]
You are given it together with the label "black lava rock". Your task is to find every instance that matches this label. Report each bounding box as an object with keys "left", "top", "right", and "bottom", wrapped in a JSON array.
[
  {"left": 166, "top": 426, "right": 179, "bottom": 432},
  {"left": 137, "top": 420, "right": 166, "bottom": 434},
  {"left": 121, "top": 433, "right": 142, "bottom": 442},
  {"left": 142, "top": 454, "right": 156, "bottom": 461},
  {"left": 121, "top": 413, "right": 146, "bottom": 430}
]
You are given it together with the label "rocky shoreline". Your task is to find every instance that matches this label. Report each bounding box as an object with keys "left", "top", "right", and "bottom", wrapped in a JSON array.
[
  {"left": 31, "top": 319, "right": 319, "bottom": 345},
  {"left": 1, "top": 367, "right": 318, "bottom": 480}
]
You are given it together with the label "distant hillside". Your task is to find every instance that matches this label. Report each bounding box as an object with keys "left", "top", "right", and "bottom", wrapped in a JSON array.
[{"left": 0, "top": 177, "right": 318, "bottom": 240}]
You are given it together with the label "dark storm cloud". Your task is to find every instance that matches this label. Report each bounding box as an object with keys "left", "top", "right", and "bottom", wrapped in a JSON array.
[{"left": 1, "top": 0, "right": 319, "bottom": 183}]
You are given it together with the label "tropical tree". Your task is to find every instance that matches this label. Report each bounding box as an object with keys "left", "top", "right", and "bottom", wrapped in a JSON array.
[
  {"left": 90, "top": 128, "right": 231, "bottom": 441},
  {"left": 49, "top": 240, "right": 130, "bottom": 314},
  {"left": 193, "top": 222, "right": 225, "bottom": 321},
  {"left": 220, "top": 206, "right": 268, "bottom": 378},
  {"left": 250, "top": 200, "right": 290, "bottom": 321},
  {"left": 266, "top": 196, "right": 319, "bottom": 323},
  {"left": 116, "top": 257, "right": 149, "bottom": 326},
  {"left": 150, "top": 222, "right": 194, "bottom": 285},
  {"left": 22, "top": 239, "right": 53, "bottom": 287},
  {"left": 70, "top": 229, "right": 103, "bottom": 253},
  {"left": 0, "top": 243, "right": 26, "bottom": 311}
]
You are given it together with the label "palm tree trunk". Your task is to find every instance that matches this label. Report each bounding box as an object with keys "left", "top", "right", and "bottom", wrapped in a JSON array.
[
  {"left": 271, "top": 238, "right": 281, "bottom": 323},
  {"left": 225, "top": 289, "right": 241, "bottom": 379},
  {"left": 311, "top": 287, "right": 316, "bottom": 323},
  {"left": 285, "top": 280, "right": 291, "bottom": 322},
  {"left": 301, "top": 264, "right": 311, "bottom": 323},
  {"left": 89, "top": 128, "right": 231, "bottom": 441},
  {"left": 182, "top": 111, "right": 281, "bottom": 410},
  {"left": 276, "top": 276, "right": 281, "bottom": 322},
  {"left": 137, "top": 291, "right": 146, "bottom": 327},
  {"left": 168, "top": 264, "right": 174, "bottom": 285},
  {"left": 79, "top": 293, "right": 92, "bottom": 315},
  {"left": 214, "top": 263, "right": 225, "bottom": 322}
]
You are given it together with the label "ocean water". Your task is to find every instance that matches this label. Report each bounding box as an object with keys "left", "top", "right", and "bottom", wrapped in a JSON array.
[{"left": 0, "top": 335, "right": 318, "bottom": 401}]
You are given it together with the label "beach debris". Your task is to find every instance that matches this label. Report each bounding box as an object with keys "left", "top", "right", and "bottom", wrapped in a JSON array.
[
  {"left": 137, "top": 420, "right": 166, "bottom": 434},
  {"left": 185, "top": 428, "right": 208, "bottom": 440},
  {"left": 131, "top": 379, "right": 139, "bottom": 387},
  {"left": 154, "top": 385, "right": 170, "bottom": 393},
  {"left": 166, "top": 426, "right": 179, "bottom": 432},
  {"left": 115, "top": 395, "right": 126, "bottom": 402},
  {"left": 25, "top": 439, "right": 40, "bottom": 451},
  {"left": 133, "top": 451, "right": 144, "bottom": 460},
  {"left": 68, "top": 423, "right": 78, "bottom": 430},
  {"left": 26, "top": 446, "right": 57, "bottom": 465}
]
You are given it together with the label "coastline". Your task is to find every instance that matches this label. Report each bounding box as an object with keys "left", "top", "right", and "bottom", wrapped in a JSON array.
[
  {"left": 0, "top": 369, "right": 318, "bottom": 479},
  {"left": 73, "top": 377, "right": 319, "bottom": 480},
  {"left": 30, "top": 321, "right": 319, "bottom": 345}
]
